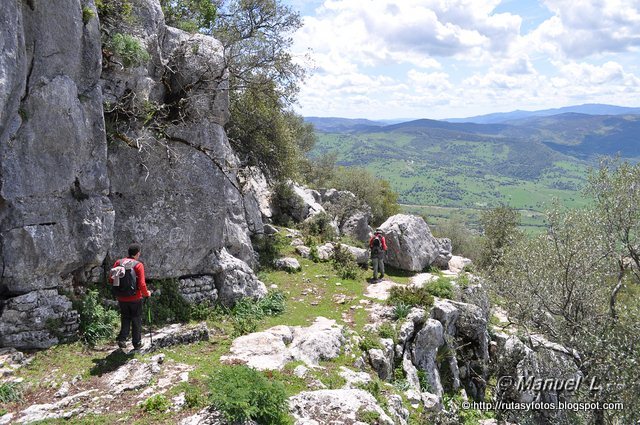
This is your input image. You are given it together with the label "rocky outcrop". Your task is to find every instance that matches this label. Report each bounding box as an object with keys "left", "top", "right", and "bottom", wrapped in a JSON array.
[
  {"left": 273, "top": 257, "right": 302, "bottom": 272},
  {"left": 221, "top": 317, "right": 345, "bottom": 370},
  {"left": 0, "top": 0, "right": 269, "bottom": 349},
  {"left": 289, "top": 389, "right": 394, "bottom": 425},
  {"left": 378, "top": 214, "right": 451, "bottom": 272},
  {"left": 321, "top": 189, "right": 372, "bottom": 242},
  {"left": 494, "top": 333, "right": 581, "bottom": 425}
]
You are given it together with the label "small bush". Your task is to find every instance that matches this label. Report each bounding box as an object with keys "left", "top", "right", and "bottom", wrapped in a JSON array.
[
  {"left": 147, "top": 279, "right": 191, "bottom": 324},
  {"left": 253, "top": 233, "right": 288, "bottom": 270},
  {"left": 189, "top": 301, "right": 216, "bottom": 321},
  {"left": 79, "top": 290, "right": 119, "bottom": 347},
  {"left": 331, "top": 243, "right": 362, "bottom": 280},
  {"left": 426, "top": 277, "right": 454, "bottom": 299},
  {"left": 417, "top": 369, "right": 432, "bottom": 392},
  {"left": 140, "top": 394, "right": 171, "bottom": 413},
  {"left": 386, "top": 286, "right": 434, "bottom": 310},
  {"left": 0, "top": 382, "right": 22, "bottom": 404},
  {"left": 229, "top": 291, "right": 286, "bottom": 337},
  {"left": 301, "top": 211, "right": 336, "bottom": 241},
  {"left": 109, "top": 33, "right": 151, "bottom": 68},
  {"left": 359, "top": 332, "right": 383, "bottom": 352},
  {"left": 377, "top": 322, "right": 396, "bottom": 341},
  {"left": 309, "top": 245, "right": 320, "bottom": 263},
  {"left": 272, "top": 182, "right": 305, "bottom": 226},
  {"left": 208, "top": 365, "right": 292, "bottom": 424}
]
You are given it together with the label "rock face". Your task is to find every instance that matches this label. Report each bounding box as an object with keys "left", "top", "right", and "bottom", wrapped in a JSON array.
[
  {"left": 494, "top": 334, "right": 581, "bottom": 425},
  {"left": 0, "top": 0, "right": 112, "bottom": 348},
  {"left": 378, "top": 215, "right": 450, "bottom": 272},
  {"left": 0, "top": 0, "right": 267, "bottom": 348}
]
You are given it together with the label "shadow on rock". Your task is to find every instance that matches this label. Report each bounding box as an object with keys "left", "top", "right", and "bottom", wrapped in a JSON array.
[{"left": 90, "top": 349, "right": 132, "bottom": 376}]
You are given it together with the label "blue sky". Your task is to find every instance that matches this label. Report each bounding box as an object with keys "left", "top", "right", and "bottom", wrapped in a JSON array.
[{"left": 282, "top": 0, "right": 640, "bottom": 120}]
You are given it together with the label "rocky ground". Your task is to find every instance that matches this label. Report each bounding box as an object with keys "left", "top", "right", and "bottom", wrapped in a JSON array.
[{"left": 0, "top": 230, "right": 514, "bottom": 425}]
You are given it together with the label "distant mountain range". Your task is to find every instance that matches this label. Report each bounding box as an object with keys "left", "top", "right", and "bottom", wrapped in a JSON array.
[{"left": 446, "top": 103, "right": 640, "bottom": 124}]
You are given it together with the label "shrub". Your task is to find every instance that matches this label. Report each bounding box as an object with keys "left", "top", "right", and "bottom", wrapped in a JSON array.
[
  {"left": 253, "top": 233, "right": 288, "bottom": 270},
  {"left": 359, "top": 332, "right": 382, "bottom": 352},
  {"left": 271, "top": 183, "right": 304, "bottom": 226},
  {"left": 147, "top": 279, "right": 191, "bottom": 324},
  {"left": 140, "top": 394, "right": 171, "bottom": 413},
  {"left": 79, "top": 290, "right": 119, "bottom": 347},
  {"left": 426, "top": 277, "right": 454, "bottom": 299},
  {"left": 0, "top": 382, "right": 22, "bottom": 404},
  {"left": 208, "top": 365, "right": 292, "bottom": 424},
  {"left": 386, "top": 286, "right": 434, "bottom": 310},
  {"left": 377, "top": 322, "right": 396, "bottom": 341},
  {"left": 331, "top": 243, "right": 362, "bottom": 280},
  {"left": 417, "top": 369, "right": 432, "bottom": 392},
  {"left": 189, "top": 301, "right": 216, "bottom": 321},
  {"left": 108, "top": 33, "right": 151, "bottom": 68},
  {"left": 184, "top": 386, "right": 207, "bottom": 408},
  {"left": 301, "top": 211, "right": 336, "bottom": 241}
]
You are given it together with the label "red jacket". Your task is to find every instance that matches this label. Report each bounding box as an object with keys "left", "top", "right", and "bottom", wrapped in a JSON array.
[
  {"left": 369, "top": 234, "right": 387, "bottom": 251},
  {"left": 109, "top": 257, "right": 150, "bottom": 302}
]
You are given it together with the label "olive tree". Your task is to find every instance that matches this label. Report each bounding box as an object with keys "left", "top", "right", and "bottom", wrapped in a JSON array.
[{"left": 490, "top": 205, "right": 640, "bottom": 424}]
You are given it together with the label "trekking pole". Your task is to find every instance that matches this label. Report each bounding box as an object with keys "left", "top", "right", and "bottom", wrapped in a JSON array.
[{"left": 146, "top": 296, "right": 152, "bottom": 347}]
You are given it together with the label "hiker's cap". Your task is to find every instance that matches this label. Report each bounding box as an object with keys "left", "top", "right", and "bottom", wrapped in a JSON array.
[{"left": 375, "top": 228, "right": 382, "bottom": 233}]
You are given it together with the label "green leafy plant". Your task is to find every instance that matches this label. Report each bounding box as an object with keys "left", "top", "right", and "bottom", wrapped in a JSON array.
[
  {"left": 392, "top": 302, "right": 411, "bottom": 321},
  {"left": 253, "top": 233, "right": 289, "bottom": 270},
  {"left": 426, "top": 276, "right": 454, "bottom": 299},
  {"left": 108, "top": 33, "right": 151, "bottom": 68},
  {"left": 359, "top": 332, "right": 383, "bottom": 352},
  {"left": 184, "top": 386, "right": 207, "bottom": 408},
  {"left": 377, "top": 322, "right": 396, "bottom": 341},
  {"left": 416, "top": 369, "right": 432, "bottom": 393},
  {"left": 331, "top": 243, "right": 362, "bottom": 280},
  {"left": 208, "top": 365, "right": 292, "bottom": 424},
  {"left": 302, "top": 211, "right": 336, "bottom": 241},
  {"left": 82, "top": 5, "right": 95, "bottom": 24},
  {"left": 229, "top": 290, "right": 286, "bottom": 337},
  {"left": 386, "top": 286, "right": 434, "bottom": 310},
  {"left": 79, "top": 290, "right": 119, "bottom": 347},
  {"left": 140, "top": 394, "right": 171, "bottom": 413},
  {"left": 0, "top": 382, "right": 22, "bottom": 404}
]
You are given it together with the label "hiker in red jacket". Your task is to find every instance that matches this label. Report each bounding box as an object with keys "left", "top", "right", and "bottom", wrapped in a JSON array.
[
  {"left": 369, "top": 228, "right": 387, "bottom": 282},
  {"left": 109, "top": 243, "right": 151, "bottom": 350}
]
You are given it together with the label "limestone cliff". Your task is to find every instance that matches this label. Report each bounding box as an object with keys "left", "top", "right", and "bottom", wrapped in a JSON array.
[{"left": 0, "top": 0, "right": 265, "bottom": 349}]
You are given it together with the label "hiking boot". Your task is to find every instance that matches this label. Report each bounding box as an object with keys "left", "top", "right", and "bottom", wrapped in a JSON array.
[
  {"left": 117, "top": 340, "right": 127, "bottom": 349},
  {"left": 380, "top": 274, "right": 385, "bottom": 279}
]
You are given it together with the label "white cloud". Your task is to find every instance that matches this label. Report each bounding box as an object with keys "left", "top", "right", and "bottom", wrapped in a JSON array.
[
  {"left": 286, "top": 0, "right": 640, "bottom": 119},
  {"left": 529, "top": 0, "right": 640, "bottom": 58}
]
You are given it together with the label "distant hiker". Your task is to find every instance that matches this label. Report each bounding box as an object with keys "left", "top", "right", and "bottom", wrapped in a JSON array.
[
  {"left": 369, "top": 228, "right": 387, "bottom": 282},
  {"left": 109, "top": 243, "right": 151, "bottom": 350}
]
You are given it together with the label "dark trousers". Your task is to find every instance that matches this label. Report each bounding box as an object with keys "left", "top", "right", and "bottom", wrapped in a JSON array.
[{"left": 117, "top": 300, "right": 143, "bottom": 347}]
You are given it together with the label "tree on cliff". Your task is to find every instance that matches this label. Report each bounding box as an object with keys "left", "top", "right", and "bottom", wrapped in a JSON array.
[{"left": 161, "top": 0, "right": 315, "bottom": 181}]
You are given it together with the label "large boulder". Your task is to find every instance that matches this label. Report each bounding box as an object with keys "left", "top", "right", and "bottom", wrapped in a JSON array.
[
  {"left": 213, "top": 248, "right": 267, "bottom": 307},
  {"left": 289, "top": 389, "right": 394, "bottom": 425},
  {"left": 378, "top": 214, "right": 442, "bottom": 272}
]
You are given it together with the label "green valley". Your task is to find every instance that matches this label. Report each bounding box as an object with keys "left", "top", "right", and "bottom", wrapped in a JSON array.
[{"left": 308, "top": 113, "right": 640, "bottom": 232}]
